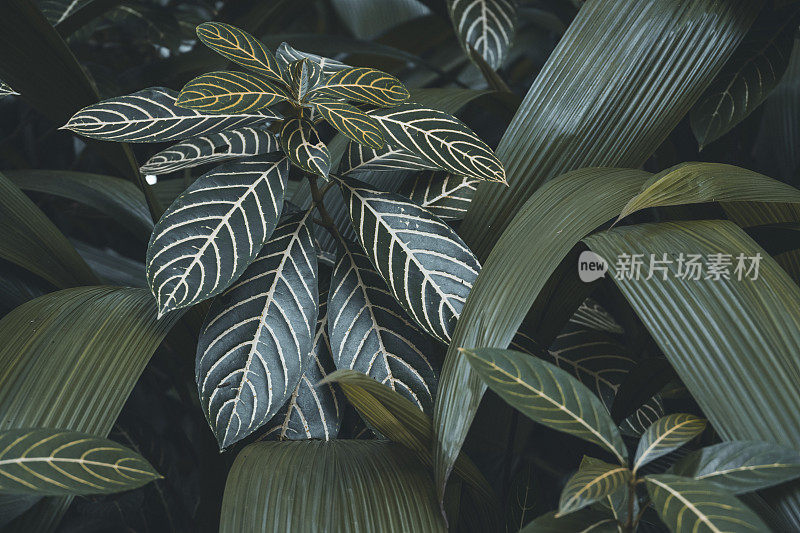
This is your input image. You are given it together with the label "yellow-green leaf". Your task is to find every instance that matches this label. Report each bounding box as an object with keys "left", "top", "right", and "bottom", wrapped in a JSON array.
[
  {"left": 634, "top": 414, "right": 707, "bottom": 472},
  {"left": 558, "top": 458, "right": 631, "bottom": 516},
  {"left": 310, "top": 67, "right": 409, "bottom": 106},
  {"left": 312, "top": 98, "right": 385, "bottom": 149},
  {"left": 195, "top": 22, "right": 284, "bottom": 84},
  {"left": 176, "top": 71, "right": 291, "bottom": 114}
]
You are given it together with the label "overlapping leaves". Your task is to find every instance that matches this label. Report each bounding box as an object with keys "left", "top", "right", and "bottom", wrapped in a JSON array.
[
  {"left": 280, "top": 118, "right": 331, "bottom": 178},
  {"left": 558, "top": 457, "right": 630, "bottom": 516},
  {"left": 340, "top": 142, "right": 439, "bottom": 175},
  {"left": 312, "top": 98, "right": 385, "bottom": 150},
  {"left": 633, "top": 414, "right": 707, "bottom": 472}
]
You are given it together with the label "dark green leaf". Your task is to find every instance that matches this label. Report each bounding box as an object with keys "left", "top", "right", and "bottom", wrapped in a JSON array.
[
  {"left": 520, "top": 509, "right": 618, "bottom": 533},
  {"left": 397, "top": 171, "right": 478, "bottom": 221},
  {"left": 146, "top": 157, "right": 288, "bottom": 316},
  {"left": 312, "top": 98, "right": 385, "bottom": 149},
  {"left": 288, "top": 58, "right": 323, "bottom": 100},
  {"left": 309, "top": 67, "right": 410, "bottom": 106},
  {"left": 558, "top": 457, "right": 631, "bottom": 516},
  {"left": 279, "top": 118, "right": 331, "bottom": 178},
  {"left": 275, "top": 42, "right": 350, "bottom": 76},
  {"left": 196, "top": 210, "right": 318, "bottom": 449},
  {"left": 176, "top": 71, "right": 291, "bottom": 114},
  {"left": 633, "top": 414, "right": 707, "bottom": 472},
  {"left": 340, "top": 142, "right": 439, "bottom": 175},
  {"left": 447, "top": 0, "right": 517, "bottom": 70},
  {"left": 195, "top": 22, "right": 284, "bottom": 84}
]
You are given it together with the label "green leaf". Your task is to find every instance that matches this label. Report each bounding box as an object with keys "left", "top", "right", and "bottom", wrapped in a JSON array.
[
  {"left": 634, "top": 414, "right": 707, "bottom": 472},
  {"left": 176, "top": 71, "right": 292, "bottom": 114},
  {"left": 447, "top": 0, "right": 517, "bottom": 70},
  {"left": 558, "top": 458, "right": 631, "bottom": 516},
  {"left": 279, "top": 118, "right": 331, "bottom": 178},
  {"left": 340, "top": 142, "right": 439, "bottom": 175},
  {"left": 309, "top": 67, "right": 410, "bottom": 106},
  {"left": 4, "top": 169, "right": 153, "bottom": 241},
  {"left": 219, "top": 440, "right": 446, "bottom": 532},
  {"left": 196, "top": 210, "right": 318, "bottom": 449},
  {"left": 397, "top": 171, "right": 478, "bottom": 221},
  {"left": 62, "top": 87, "right": 279, "bottom": 143},
  {"left": 520, "top": 509, "right": 619, "bottom": 533},
  {"left": 690, "top": 7, "right": 800, "bottom": 148},
  {"left": 461, "top": 347, "right": 628, "bottom": 464},
  {"left": 340, "top": 176, "right": 481, "bottom": 344},
  {"left": 671, "top": 441, "right": 800, "bottom": 495},
  {"left": 287, "top": 58, "right": 323, "bottom": 100},
  {"left": 312, "top": 98, "right": 385, "bottom": 149},
  {"left": 275, "top": 42, "right": 350, "bottom": 76},
  {"left": 0, "top": 428, "right": 159, "bottom": 496},
  {"left": 0, "top": 171, "right": 97, "bottom": 288},
  {"left": 195, "top": 22, "right": 284, "bottom": 84},
  {"left": 369, "top": 103, "right": 506, "bottom": 182},
  {"left": 570, "top": 300, "right": 624, "bottom": 335},
  {"left": 146, "top": 157, "right": 288, "bottom": 316},
  {"left": 139, "top": 126, "right": 280, "bottom": 175},
  {"left": 646, "top": 474, "right": 769, "bottom": 532}
]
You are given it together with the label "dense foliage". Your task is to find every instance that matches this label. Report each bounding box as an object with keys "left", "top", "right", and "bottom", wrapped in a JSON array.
[{"left": 2, "top": 0, "right": 800, "bottom": 532}]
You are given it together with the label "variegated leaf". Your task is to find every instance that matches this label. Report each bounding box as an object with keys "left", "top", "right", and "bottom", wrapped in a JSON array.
[
  {"left": 0, "top": 428, "right": 159, "bottom": 495},
  {"left": 280, "top": 118, "right": 331, "bottom": 178},
  {"left": 276, "top": 42, "right": 350, "bottom": 76},
  {"left": 329, "top": 239, "right": 439, "bottom": 411},
  {"left": 62, "top": 87, "right": 278, "bottom": 143},
  {"left": 146, "top": 156, "right": 288, "bottom": 316},
  {"left": 196, "top": 210, "right": 319, "bottom": 449},
  {"left": 397, "top": 171, "right": 478, "bottom": 220},
  {"left": 461, "top": 347, "right": 628, "bottom": 464},
  {"left": 340, "top": 141, "right": 439, "bottom": 175},
  {"left": 340, "top": 177, "right": 480, "bottom": 344},
  {"left": 312, "top": 98, "right": 385, "bottom": 149},
  {"left": 140, "top": 126, "right": 279, "bottom": 174},
  {"left": 261, "top": 269, "right": 343, "bottom": 441},
  {"left": 634, "top": 414, "right": 707, "bottom": 472},
  {"left": 670, "top": 440, "right": 800, "bottom": 494},
  {"left": 38, "top": 0, "right": 93, "bottom": 25},
  {"left": 176, "top": 71, "right": 292, "bottom": 114},
  {"left": 309, "top": 67, "right": 410, "bottom": 107},
  {"left": 558, "top": 457, "right": 631, "bottom": 516},
  {"left": 447, "top": 0, "right": 517, "bottom": 70},
  {"left": 369, "top": 104, "right": 506, "bottom": 182},
  {"left": 0, "top": 81, "right": 17, "bottom": 97},
  {"left": 646, "top": 475, "right": 768, "bottom": 532},
  {"left": 196, "top": 22, "right": 285, "bottom": 84},
  {"left": 288, "top": 59, "right": 324, "bottom": 100},
  {"left": 511, "top": 325, "right": 664, "bottom": 437}
]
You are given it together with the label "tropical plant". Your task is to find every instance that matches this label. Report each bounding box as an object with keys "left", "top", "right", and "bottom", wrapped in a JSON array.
[{"left": 2, "top": 0, "right": 800, "bottom": 532}]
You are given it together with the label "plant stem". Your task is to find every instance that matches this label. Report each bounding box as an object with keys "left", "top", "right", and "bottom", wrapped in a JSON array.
[
  {"left": 308, "top": 175, "right": 340, "bottom": 240},
  {"left": 624, "top": 476, "right": 637, "bottom": 532}
]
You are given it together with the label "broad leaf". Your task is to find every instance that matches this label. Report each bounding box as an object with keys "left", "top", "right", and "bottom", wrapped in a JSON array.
[
  {"left": 690, "top": 7, "right": 800, "bottom": 148},
  {"left": 62, "top": 87, "right": 279, "bottom": 143},
  {"left": 37, "top": 0, "right": 93, "bottom": 25},
  {"left": 397, "top": 171, "right": 478, "bottom": 221},
  {"left": 309, "top": 67, "right": 410, "bottom": 106},
  {"left": 196, "top": 210, "right": 318, "bottom": 449},
  {"left": 280, "top": 118, "right": 331, "bottom": 178},
  {"left": 176, "top": 71, "right": 291, "bottom": 114},
  {"left": 671, "top": 441, "right": 800, "bottom": 494},
  {"left": 219, "top": 441, "right": 446, "bottom": 532},
  {"left": 646, "top": 474, "right": 769, "bottom": 532},
  {"left": 370, "top": 104, "right": 506, "bottom": 182},
  {"left": 139, "top": 126, "right": 280, "bottom": 175},
  {"left": 312, "top": 98, "right": 385, "bottom": 149},
  {"left": 288, "top": 58, "right": 323, "bottom": 100},
  {"left": 461, "top": 347, "right": 628, "bottom": 464},
  {"left": 340, "top": 142, "right": 439, "bottom": 175},
  {"left": 520, "top": 510, "right": 618, "bottom": 533},
  {"left": 341, "top": 176, "right": 481, "bottom": 344},
  {"left": 195, "top": 22, "right": 284, "bottom": 84},
  {"left": 0, "top": 428, "right": 159, "bottom": 496},
  {"left": 634, "top": 414, "right": 707, "bottom": 472},
  {"left": 0, "top": 81, "right": 17, "bottom": 97},
  {"left": 146, "top": 156, "right": 288, "bottom": 316},
  {"left": 275, "top": 42, "right": 350, "bottom": 76},
  {"left": 558, "top": 457, "right": 631, "bottom": 516},
  {"left": 447, "top": 0, "right": 517, "bottom": 70},
  {"left": 328, "top": 239, "right": 439, "bottom": 411}
]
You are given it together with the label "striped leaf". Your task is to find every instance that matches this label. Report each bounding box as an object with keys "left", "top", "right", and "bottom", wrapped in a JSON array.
[
  {"left": 397, "top": 171, "right": 478, "bottom": 221},
  {"left": 313, "top": 98, "right": 385, "bottom": 149},
  {"left": 447, "top": 0, "right": 517, "bottom": 70},
  {"left": 288, "top": 59, "right": 323, "bottom": 100},
  {"left": 261, "top": 272, "right": 343, "bottom": 441},
  {"left": 646, "top": 475, "right": 769, "bottom": 532},
  {"left": 62, "top": 87, "right": 278, "bottom": 143},
  {"left": 340, "top": 141, "right": 439, "bottom": 175},
  {"left": 341, "top": 177, "right": 480, "bottom": 344},
  {"left": 570, "top": 299, "right": 624, "bottom": 335},
  {"left": 671, "top": 441, "right": 800, "bottom": 495},
  {"left": 146, "top": 156, "right": 288, "bottom": 316},
  {"left": 0, "top": 81, "right": 17, "bottom": 97},
  {"left": 176, "top": 71, "right": 292, "bottom": 114},
  {"left": 309, "top": 67, "right": 410, "bottom": 106},
  {"left": 140, "top": 126, "right": 279, "bottom": 174},
  {"left": 196, "top": 210, "right": 319, "bottom": 449},
  {"left": 196, "top": 22, "right": 284, "bottom": 84},
  {"left": 38, "top": 0, "right": 93, "bottom": 25},
  {"left": 280, "top": 118, "right": 331, "bottom": 178},
  {"left": 0, "top": 428, "right": 159, "bottom": 496},
  {"left": 276, "top": 42, "right": 350, "bottom": 76},
  {"left": 461, "top": 347, "right": 628, "bottom": 464},
  {"left": 370, "top": 104, "right": 506, "bottom": 182},
  {"left": 329, "top": 239, "right": 439, "bottom": 411},
  {"left": 558, "top": 457, "right": 631, "bottom": 516},
  {"left": 634, "top": 414, "right": 707, "bottom": 472}
]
